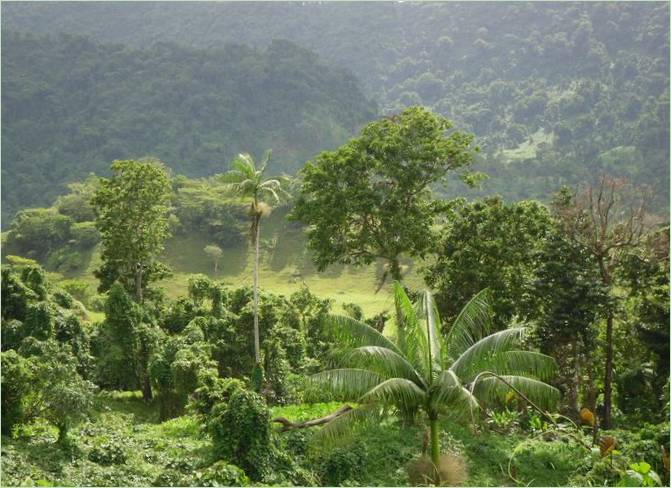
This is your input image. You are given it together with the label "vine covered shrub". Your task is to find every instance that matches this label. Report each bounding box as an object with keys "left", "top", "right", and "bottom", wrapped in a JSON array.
[
  {"left": 0, "top": 350, "right": 33, "bottom": 436},
  {"left": 317, "top": 442, "right": 368, "bottom": 485},
  {"left": 207, "top": 388, "right": 271, "bottom": 481}
]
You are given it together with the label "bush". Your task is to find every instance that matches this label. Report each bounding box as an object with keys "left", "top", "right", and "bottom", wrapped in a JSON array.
[
  {"left": 60, "top": 280, "right": 93, "bottom": 306},
  {"left": 52, "top": 290, "right": 74, "bottom": 309},
  {"left": 88, "top": 439, "right": 127, "bottom": 465},
  {"left": 70, "top": 221, "right": 100, "bottom": 248},
  {"left": 1, "top": 350, "right": 34, "bottom": 436},
  {"left": 208, "top": 388, "right": 271, "bottom": 480},
  {"left": 317, "top": 442, "right": 368, "bottom": 485},
  {"left": 189, "top": 370, "right": 244, "bottom": 420},
  {"left": 197, "top": 461, "right": 250, "bottom": 486}
]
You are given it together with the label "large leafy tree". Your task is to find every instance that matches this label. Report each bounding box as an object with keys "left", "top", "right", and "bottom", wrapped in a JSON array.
[
  {"left": 291, "top": 106, "right": 477, "bottom": 288},
  {"left": 424, "top": 196, "right": 552, "bottom": 330},
  {"left": 313, "top": 284, "right": 558, "bottom": 483},
  {"left": 92, "top": 159, "right": 173, "bottom": 302},
  {"left": 220, "top": 152, "right": 290, "bottom": 365}
]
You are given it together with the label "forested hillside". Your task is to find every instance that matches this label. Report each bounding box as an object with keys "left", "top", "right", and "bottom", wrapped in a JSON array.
[
  {"left": 1, "top": 31, "right": 376, "bottom": 222},
  {"left": 3, "top": 2, "right": 669, "bottom": 214}
]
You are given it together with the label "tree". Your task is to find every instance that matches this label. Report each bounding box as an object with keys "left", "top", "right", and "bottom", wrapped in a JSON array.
[
  {"left": 313, "top": 284, "right": 558, "bottom": 484},
  {"left": 220, "top": 152, "right": 290, "bottom": 365},
  {"left": 204, "top": 244, "right": 224, "bottom": 273},
  {"left": 291, "top": 107, "right": 478, "bottom": 289},
  {"left": 524, "top": 224, "right": 607, "bottom": 415},
  {"left": 553, "top": 175, "right": 650, "bottom": 428},
  {"left": 425, "top": 197, "right": 552, "bottom": 330},
  {"left": 30, "top": 341, "right": 96, "bottom": 445},
  {"left": 92, "top": 159, "right": 172, "bottom": 302}
]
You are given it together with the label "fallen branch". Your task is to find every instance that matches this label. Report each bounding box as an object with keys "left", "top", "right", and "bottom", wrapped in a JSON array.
[{"left": 272, "top": 404, "right": 353, "bottom": 432}]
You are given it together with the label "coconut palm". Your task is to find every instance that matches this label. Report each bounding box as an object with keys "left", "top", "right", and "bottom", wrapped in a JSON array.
[
  {"left": 221, "top": 151, "right": 290, "bottom": 365},
  {"left": 313, "top": 284, "right": 559, "bottom": 484}
]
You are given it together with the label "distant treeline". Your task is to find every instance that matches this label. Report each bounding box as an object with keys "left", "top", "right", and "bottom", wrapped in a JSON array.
[{"left": 1, "top": 32, "right": 376, "bottom": 223}]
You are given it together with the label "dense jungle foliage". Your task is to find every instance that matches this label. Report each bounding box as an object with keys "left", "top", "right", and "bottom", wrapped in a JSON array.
[
  {"left": 1, "top": 3, "right": 669, "bottom": 487},
  {"left": 1, "top": 31, "right": 376, "bottom": 222},
  {"left": 2, "top": 2, "right": 669, "bottom": 220},
  {"left": 2, "top": 108, "right": 669, "bottom": 487}
]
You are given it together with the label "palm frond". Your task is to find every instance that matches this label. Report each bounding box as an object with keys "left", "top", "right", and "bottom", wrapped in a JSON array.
[
  {"left": 315, "top": 403, "right": 381, "bottom": 446},
  {"left": 430, "top": 370, "right": 481, "bottom": 419},
  {"left": 325, "top": 314, "right": 404, "bottom": 356},
  {"left": 445, "top": 288, "right": 493, "bottom": 362},
  {"left": 311, "top": 369, "right": 385, "bottom": 400},
  {"left": 359, "top": 378, "right": 427, "bottom": 410},
  {"left": 422, "top": 291, "right": 443, "bottom": 377},
  {"left": 478, "top": 350, "right": 556, "bottom": 381},
  {"left": 345, "top": 346, "right": 426, "bottom": 387},
  {"left": 472, "top": 374, "right": 560, "bottom": 411},
  {"left": 393, "top": 282, "right": 424, "bottom": 369},
  {"left": 449, "top": 327, "right": 527, "bottom": 381}
]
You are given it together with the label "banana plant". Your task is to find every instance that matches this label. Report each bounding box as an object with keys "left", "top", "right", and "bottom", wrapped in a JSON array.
[{"left": 313, "top": 283, "right": 559, "bottom": 483}]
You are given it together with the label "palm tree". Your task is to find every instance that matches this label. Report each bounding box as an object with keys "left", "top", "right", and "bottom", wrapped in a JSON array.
[
  {"left": 221, "top": 151, "right": 289, "bottom": 365},
  {"left": 313, "top": 284, "right": 559, "bottom": 484}
]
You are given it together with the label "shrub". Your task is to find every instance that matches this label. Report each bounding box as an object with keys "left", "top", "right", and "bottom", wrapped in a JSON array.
[
  {"left": 189, "top": 371, "right": 245, "bottom": 420},
  {"left": 1, "top": 350, "right": 34, "bottom": 436},
  {"left": 23, "top": 302, "right": 54, "bottom": 340},
  {"left": 70, "top": 221, "right": 100, "bottom": 248},
  {"left": 198, "top": 461, "right": 250, "bottom": 486},
  {"left": 208, "top": 388, "right": 271, "bottom": 480},
  {"left": 317, "top": 442, "right": 368, "bottom": 485},
  {"left": 1, "top": 319, "right": 26, "bottom": 351},
  {"left": 88, "top": 439, "right": 127, "bottom": 465},
  {"left": 1, "top": 267, "right": 35, "bottom": 321},
  {"left": 52, "top": 289, "right": 74, "bottom": 309},
  {"left": 60, "top": 280, "right": 93, "bottom": 306}
]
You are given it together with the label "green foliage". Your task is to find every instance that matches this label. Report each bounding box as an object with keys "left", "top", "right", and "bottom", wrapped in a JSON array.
[
  {"left": 313, "top": 285, "right": 558, "bottom": 474},
  {"left": 207, "top": 388, "right": 272, "bottom": 481},
  {"left": 95, "top": 283, "right": 141, "bottom": 389},
  {"left": 1, "top": 30, "right": 376, "bottom": 223},
  {"left": 88, "top": 439, "right": 128, "bottom": 466},
  {"left": 1, "top": 350, "right": 34, "bottom": 436},
  {"left": 197, "top": 461, "right": 250, "bottom": 487},
  {"left": 30, "top": 341, "right": 97, "bottom": 444},
  {"left": 291, "top": 107, "right": 477, "bottom": 281},
  {"left": 92, "top": 159, "right": 173, "bottom": 300},
  {"left": 6, "top": 208, "right": 73, "bottom": 259},
  {"left": 425, "top": 196, "right": 552, "bottom": 330},
  {"left": 317, "top": 442, "right": 368, "bottom": 485},
  {"left": 618, "top": 462, "right": 662, "bottom": 487}
]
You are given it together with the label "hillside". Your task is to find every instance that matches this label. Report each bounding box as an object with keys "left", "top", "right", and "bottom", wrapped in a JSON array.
[
  {"left": 1, "top": 31, "right": 377, "bottom": 223},
  {"left": 3, "top": 2, "right": 669, "bottom": 212}
]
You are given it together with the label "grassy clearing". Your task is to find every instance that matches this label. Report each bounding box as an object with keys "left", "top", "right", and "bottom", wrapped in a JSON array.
[{"left": 500, "top": 128, "right": 554, "bottom": 162}]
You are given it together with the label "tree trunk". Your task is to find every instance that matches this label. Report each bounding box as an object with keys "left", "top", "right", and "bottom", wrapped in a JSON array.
[
  {"left": 429, "top": 417, "right": 441, "bottom": 485},
  {"left": 142, "top": 375, "right": 153, "bottom": 401},
  {"left": 57, "top": 422, "right": 68, "bottom": 446},
  {"left": 253, "top": 215, "right": 261, "bottom": 365},
  {"left": 135, "top": 265, "right": 143, "bottom": 303},
  {"left": 599, "top": 258, "right": 613, "bottom": 429},
  {"left": 390, "top": 258, "right": 402, "bottom": 283},
  {"left": 214, "top": 259, "right": 218, "bottom": 273},
  {"left": 603, "top": 311, "right": 614, "bottom": 429}
]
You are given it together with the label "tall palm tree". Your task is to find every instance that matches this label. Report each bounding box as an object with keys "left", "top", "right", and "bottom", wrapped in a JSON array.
[
  {"left": 313, "top": 284, "right": 559, "bottom": 484},
  {"left": 221, "top": 151, "right": 289, "bottom": 365}
]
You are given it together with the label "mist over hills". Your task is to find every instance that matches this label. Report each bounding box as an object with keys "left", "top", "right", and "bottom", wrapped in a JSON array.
[{"left": 2, "top": 1, "right": 669, "bottom": 222}]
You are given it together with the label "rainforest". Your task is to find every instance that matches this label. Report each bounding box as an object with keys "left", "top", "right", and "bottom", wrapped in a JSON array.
[{"left": 1, "top": 2, "right": 669, "bottom": 487}]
